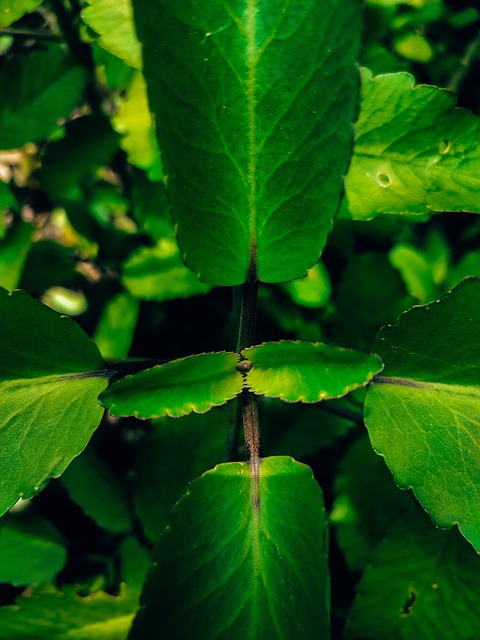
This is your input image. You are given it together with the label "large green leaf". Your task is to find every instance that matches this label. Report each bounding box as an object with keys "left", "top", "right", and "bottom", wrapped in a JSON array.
[
  {"left": 132, "top": 0, "right": 361, "bottom": 285},
  {"left": 243, "top": 341, "right": 383, "bottom": 402},
  {"left": 345, "top": 511, "right": 480, "bottom": 639},
  {"left": 0, "top": 0, "right": 42, "bottom": 28},
  {"left": 342, "top": 69, "right": 480, "bottom": 220},
  {"left": 0, "top": 49, "right": 87, "bottom": 150},
  {"left": 129, "top": 456, "right": 329, "bottom": 640},
  {"left": 364, "top": 277, "right": 480, "bottom": 551},
  {"left": 100, "top": 352, "right": 243, "bottom": 419},
  {"left": 82, "top": 0, "right": 142, "bottom": 69},
  {"left": 0, "top": 288, "right": 107, "bottom": 516}
]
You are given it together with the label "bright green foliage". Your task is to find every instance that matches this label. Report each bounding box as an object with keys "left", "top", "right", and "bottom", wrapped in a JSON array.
[
  {"left": 61, "top": 447, "right": 133, "bottom": 534},
  {"left": 0, "top": 288, "right": 107, "bottom": 515},
  {"left": 129, "top": 457, "right": 329, "bottom": 640},
  {"left": 94, "top": 293, "right": 139, "bottom": 360},
  {"left": 331, "top": 435, "right": 414, "bottom": 571},
  {"left": 82, "top": 0, "right": 142, "bottom": 69},
  {"left": 282, "top": 262, "right": 331, "bottom": 309},
  {"left": 0, "top": 0, "right": 42, "bottom": 27},
  {"left": 365, "top": 277, "right": 480, "bottom": 551},
  {"left": 389, "top": 244, "right": 438, "bottom": 303},
  {"left": 112, "top": 71, "right": 162, "bottom": 181},
  {"left": 0, "top": 584, "right": 139, "bottom": 639},
  {"left": 122, "top": 240, "right": 212, "bottom": 302},
  {"left": 243, "top": 341, "right": 383, "bottom": 402},
  {"left": 345, "top": 511, "right": 480, "bottom": 639},
  {"left": 0, "top": 49, "right": 87, "bottom": 150},
  {"left": 133, "top": 410, "right": 226, "bottom": 541},
  {"left": 100, "top": 352, "right": 243, "bottom": 419},
  {"left": 132, "top": 0, "right": 361, "bottom": 285},
  {"left": 342, "top": 69, "right": 480, "bottom": 220},
  {"left": 0, "top": 516, "right": 66, "bottom": 586},
  {"left": 0, "top": 223, "right": 33, "bottom": 290}
]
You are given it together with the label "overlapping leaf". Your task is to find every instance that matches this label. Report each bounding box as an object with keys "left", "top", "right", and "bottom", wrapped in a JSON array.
[
  {"left": 0, "top": 0, "right": 42, "bottom": 28},
  {"left": 132, "top": 0, "right": 362, "bottom": 285},
  {"left": 0, "top": 288, "right": 107, "bottom": 516},
  {"left": 243, "top": 341, "right": 383, "bottom": 402},
  {"left": 364, "top": 277, "right": 480, "bottom": 551},
  {"left": 129, "top": 457, "right": 329, "bottom": 640},
  {"left": 342, "top": 69, "right": 480, "bottom": 220},
  {"left": 100, "top": 352, "right": 243, "bottom": 419}
]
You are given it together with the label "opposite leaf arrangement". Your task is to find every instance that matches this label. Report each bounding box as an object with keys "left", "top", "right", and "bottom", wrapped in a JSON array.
[{"left": 2, "top": 0, "right": 480, "bottom": 638}]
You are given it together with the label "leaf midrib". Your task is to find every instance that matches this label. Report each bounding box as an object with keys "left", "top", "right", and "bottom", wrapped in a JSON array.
[{"left": 373, "top": 375, "right": 480, "bottom": 398}]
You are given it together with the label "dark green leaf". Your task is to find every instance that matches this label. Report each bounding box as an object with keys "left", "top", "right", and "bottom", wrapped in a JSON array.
[
  {"left": 133, "top": 0, "right": 361, "bottom": 285},
  {"left": 342, "top": 69, "right": 480, "bottom": 220},
  {"left": 345, "top": 511, "right": 480, "bottom": 639},
  {"left": 365, "top": 277, "right": 480, "bottom": 551},
  {"left": 243, "top": 340, "right": 383, "bottom": 402},
  {"left": 129, "top": 457, "right": 329, "bottom": 640},
  {"left": 0, "top": 223, "right": 33, "bottom": 290},
  {"left": 100, "top": 352, "right": 243, "bottom": 419},
  {"left": 0, "top": 288, "right": 107, "bottom": 516},
  {"left": 0, "top": 49, "right": 87, "bottom": 150}
]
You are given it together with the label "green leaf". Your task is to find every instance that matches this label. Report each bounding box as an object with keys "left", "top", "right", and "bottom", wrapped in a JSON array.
[
  {"left": 112, "top": 71, "right": 162, "bottom": 181},
  {"left": 281, "top": 262, "right": 331, "bottom": 309},
  {"left": 364, "top": 277, "right": 480, "bottom": 551},
  {"left": 0, "top": 223, "right": 33, "bottom": 290},
  {"left": 0, "top": 584, "right": 139, "bottom": 639},
  {"left": 133, "top": 409, "right": 226, "bottom": 541},
  {"left": 82, "top": 0, "right": 142, "bottom": 69},
  {"left": 100, "top": 352, "right": 243, "bottom": 419},
  {"left": 0, "top": 288, "right": 107, "bottom": 516},
  {"left": 243, "top": 341, "right": 383, "bottom": 402},
  {"left": 0, "top": 180, "right": 16, "bottom": 238},
  {"left": 132, "top": 0, "right": 361, "bottom": 285},
  {"left": 388, "top": 243, "right": 438, "bottom": 303},
  {"left": 345, "top": 511, "right": 480, "bottom": 639},
  {"left": 0, "top": 49, "right": 87, "bottom": 150},
  {"left": 94, "top": 293, "right": 139, "bottom": 360},
  {"left": 61, "top": 447, "right": 133, "bottom": 534},
  {"left": 129, "top": 456, "right": 329, "bottom": 640},
  {"left": 0, "top": 0, "right": 43, "bottom": 28},
  {"left": 122, "top": 240, "right": 212, "bottom": 302},
  {"left": 331, "top": 435, "right": 415, "bottom": 571},
  {"left": 342, "top": 69, "right": 480, "bottom": 220},
  {"left": 0, "top": 515, "right": 66, "bottom": 586}
]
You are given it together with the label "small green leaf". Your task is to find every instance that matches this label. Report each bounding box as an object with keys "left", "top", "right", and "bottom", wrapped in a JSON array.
[
  {"left": 0, "top": 49, "right": 87, "bottom": 150},
  {"left": 0, "top": 223, "right": 33, "bottom": 290},
  {"left": 122, "top": 240, "right": 212, "bottom": 302},
  {"left": 82, "top": 0, "right": 142, "bottom": 69},
  {"left": 112, "top": 71, "right": 162, "bottom": 181},
  {"left": 243, "top": 341, "right": 383, "bottom": 403},
  {"left": 342, "top": 69, "right": 480, "bottom": 220},
  {"left": 0, "top": 288, "right": 107, "bottom": 516},
  {"left": 282, "top": 262, "right": 331, "bottom": 309},
  {"left": 0, "top": 584, "right": 139, "bottom": 639},
  {"left": 129, "top": 457, "right": 329, "bottom": 640},
  {"left": 133, "top": 409, "right": 226, "bottom": 541},
  {"left": 0, "top": 180, "right": 16, "bottom": 238},
  {"left": 0, "top": 516, "right": 66, "bottom": 586},
  {"left": 100, "top": 352, "right": 243, "bottom": 419},
  {"left": 93, "top": 293, "right": 139, "bottom": 360},
  {"left": 345, "top": 511, "right": 480, "bottom": 639},
  {"left": 364, "top": 277, "right": 480, "bottom": 551},
  {"left": 61, "top": 447, "right": 133, "bottom": 534},
  {"left": 389, "top": 243, "right": 438, "bottom": 303},
  {"left": 132, "top": 0, "right": 361, "bottom": 285},
  {"left": 0, "top": 0, "right": 43, "bottom": 28}
]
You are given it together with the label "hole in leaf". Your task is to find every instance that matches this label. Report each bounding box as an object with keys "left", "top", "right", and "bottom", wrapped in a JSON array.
[
  {"left": 400, "top": 590, "right": 417, "bottom": 616},
  {"left": 376, "top": 173, "right": 392, "bottom": 187},
  {"left": 439, "top": 140, "right": 452, "bottom": 154}
]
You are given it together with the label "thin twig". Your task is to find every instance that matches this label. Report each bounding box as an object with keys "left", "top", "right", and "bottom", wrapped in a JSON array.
[
  {"left": 0, "top": 28, "right": 63, "bottom": 42},
  {"left": 447, "top": 30, "right": 480, "bottom": 94}
]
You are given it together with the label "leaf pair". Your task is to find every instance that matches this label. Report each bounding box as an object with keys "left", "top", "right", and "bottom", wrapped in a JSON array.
[{"left": 100, "top": 342, "right": 383, "bottom": 420}]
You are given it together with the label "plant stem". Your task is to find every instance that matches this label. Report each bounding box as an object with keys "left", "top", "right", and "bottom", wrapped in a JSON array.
[{"left": 0, "top": 28, "right": 63, "bottom": 41}]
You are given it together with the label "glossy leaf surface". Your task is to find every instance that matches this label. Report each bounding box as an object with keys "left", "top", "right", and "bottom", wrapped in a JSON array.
[
  {"left": 132, "top": 0, "right": 361, "bottom": 285},
  {"left": 0, "top": 288, "right": 107, "bottom": 516},
  {"left": 346, "top": 511, "right": 480, "bottom": 639},
  {"left": 243, "top": 340, "right": 383, "bottom": 402},
  {"left": 343, "top": 70, "right": 480, "bottom": 220},
  {"left": 0, "top": 49, "right": 87, "bottom": 150},
  {"left": 100, "top": 352, "right": 243, "bottom": 419},
  {"left": 365, "top": 277, "right": 480, "bottom": 551},
  {"left": 82, "top": 0, "right": 142, "bottom": 69},
  {"left": 129, "top": 457, "right": 329, "bottom": 640}
]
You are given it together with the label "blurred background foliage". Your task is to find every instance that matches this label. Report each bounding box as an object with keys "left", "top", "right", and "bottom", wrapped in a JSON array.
[{"left": 1, "top": 0, "right": 480, "bottom": 637}]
